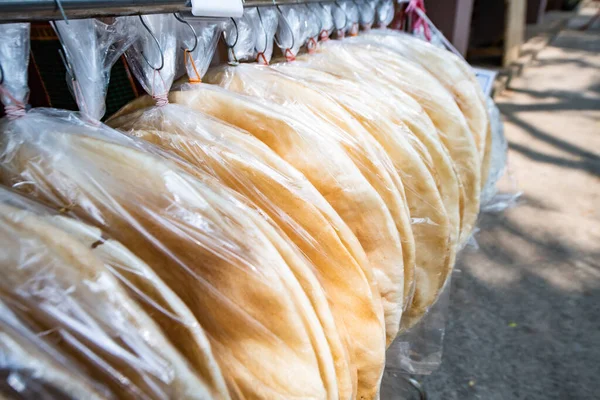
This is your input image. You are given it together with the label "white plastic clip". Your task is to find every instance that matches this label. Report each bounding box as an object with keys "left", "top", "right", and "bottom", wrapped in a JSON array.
[{"left": 191, "top": 0, "right": 244, "bottom": 18}]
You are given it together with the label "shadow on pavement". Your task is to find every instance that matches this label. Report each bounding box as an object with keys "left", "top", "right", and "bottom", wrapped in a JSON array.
[{"left": 422, "top": 207, "right": 600, "bottom": 400}]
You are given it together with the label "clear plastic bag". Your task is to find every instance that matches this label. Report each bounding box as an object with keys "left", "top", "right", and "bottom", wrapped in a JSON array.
[
  {"left": 52, "top": 18, "right": 137, "bottom": 121},
  {"left": 109, "top": 23, "right": 385, "bottom": 398},
  {"left": 332, "top": 2, "right": 348, "bottom": 38},
  {"left": 110, "top": 19, "right": 388, "bottom": 400},
  {"left": 176, "top": 18, "right": 222, "bottom": 82},
  {"left": 307, "top": 39, "right": 481, "bottom": 248},
  {"left": 303, "top": 4, "right": 322, "bottom": 53},
  {"left": 376, "top": 0, "right": 395, "bottom": 28},
  {"left": 0, "top": 106, "right": 348, "bottom": 400},
  {"left": 1, "top": 19, "right": 342, "bottom": 399},
  {"left": 110, "top": 99, "right": 395, "bottom": 400},
  {"left": 358, "top": 0, "right": 378, "bottom": 30},
  {"left": 227, "top": 6, "right": 279, "bottom": 65},
  {"left": 111, "top": 48, "right": 391, "bottom": 397},
  {"left": 0, "top": 23, "right": 30, "bottom": 118},
  {"left": 338, "top": 0, "right": 360, "bottom": 36},
  {"left": 292, "top": 41, "right": 468, "bottom": 374},
  {"left": 271, "top": 61, "right": 457, "bottom": 335},
  {"left": 309, "top": 2, "right": 334, "bottom": 40},
  {"left": 0, "top": 186, "right": 225, "bottom": 400},
  {"left": 275, "top": 5, "right": 307, "bottom": 60},
  {"left": 358, "top": 30, "right": 490, "bottom": 175},
  {"left": 124, "top": 14, "right": 177, "bottom": 103},
  {"left": 173, "top": 84, "right": 393, "bottom": 398},
  {"left": 205, "top": 63, "right": 409, "bottom": 346},
  {"left": 384, "top": 276, "right": 452, "bottom": 376},
  {"left": 0, "top": 287, "right": 113, "bottom": 399},
  {"left": 481, "top": 96, "right": 522, "bottom": 212},
  {"left": 250, "top": 7, "right": 278, "bottom": 64},
  {"left": 223, "top": 11, "right": 256, "bottom": 64}
]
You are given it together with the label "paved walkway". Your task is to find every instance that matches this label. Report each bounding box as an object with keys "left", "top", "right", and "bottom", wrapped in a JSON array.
[{"left": 421, "top": 7, "right": 600, "bottom": 400}]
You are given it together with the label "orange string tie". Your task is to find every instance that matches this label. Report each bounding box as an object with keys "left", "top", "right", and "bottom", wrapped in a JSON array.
[
  {"left": 256, "top": 52, "right": 269, "bottom": 65},
  {"left": 0, "top": 85, "right": 27, "bottom": 120},
  {"left": 151, "top": 69, "right": 169, "bottom": 107},
  {"left": 184, "top": 50, "right": 202, "bottom": 84},
  {"left": 319, "top": 29, "right": 330, "bottom": 41},
  {"left": 307, "top": 38, "right": 318, "bottom": 54},
  {"left": 349, "top": 23, "right": 359, "bottom": 37},
  {"left": 284, "top": 48, "right": 296, "bottom": 62}
]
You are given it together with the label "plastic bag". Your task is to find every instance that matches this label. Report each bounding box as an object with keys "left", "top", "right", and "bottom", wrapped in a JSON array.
[
  {"left": 358, "top": 30, "right": 490, "bottom": 175},
  {"left": 227, "top": 7, "right": 279, "bottom": 65},
  {"left": 110, "top": 19, "right": 387, "bottom": 399},
  {"left": 2, "top": 105, "right": 350, "bottom": 400},
  {"left": 112, "top": 19, "right": 391, "bottom": 392},
  {"left": 481, "top": 96, "right": 522, "bottom": 212},
  {"left": 205, "top": 64, "right": 409, "bottom": 340},
  {"left": 174, "top": 83, "right": 394, "bottom": 398},
  {"left": 111, "top": 49, "right": 393, "bottom": 396},
  {"left": 0, "top": 290, "right": 112, "bottom": 399},
  {"left": 303, "top": 4, "right": 322, "bottom": 53},
  {"left": 0, "top": 23, "right": 30, "bottom": 118},
  {"left": 385, "top": 276, "right": 452, "bottom": 375},
  {"left": 223, "top": 11, "right": 256, "bottom": 64},
  {"left": 376, "top": 0, "right": 395, "bottom": 27},
  {"left": 272, "top": 61, "right": 457, "bottom": 334},
  {"left": 0, "top": 186, "right": 224, "bottom": 400},
  {"left": 274, "top": 5, "right": 323, "bottom": 58},
  {"left": 292, "top": 42, "right": 465, "bottom": 374},
  {"left": 308, "top": 39, "right": 481, "bottom": 248},
  {"left": 270, "top": 57, "right": 461, "bottom": 375},
  {"left": 358, "top": 0, "right": 378, "bottom": 30},
  {"left": 309, "top": 2, "right": 334, "bottom": 40},
  {"left": 52, "top": 18, "right": 137, "bottom": 121},
  {"left": 250, "top": 7, "right": 278, "bottom": 64},
  {"left": 110, "top": 99, "right": 395, "bottom": 400},
  {"left": 338, "top": 0, "right": 360, "bottom": 36},
  {"left": 1, "top": 20, "right": 340, "bottom": 399},
  {"left": 176, "top": 18, "right": 222, "bottom": 82},
  {"left": 124, "top": 14, "right": 177, "bottom": 103},
  {"left": 274, "top": 5, "right": 307, "bottom": 60},
  {"left": 332, "top": 1, "right": 348, "bottom": 38}
]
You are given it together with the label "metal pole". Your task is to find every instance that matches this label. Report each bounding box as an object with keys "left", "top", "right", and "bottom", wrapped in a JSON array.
[{"left": 0, "top": 0, "right": 329, "bottom": 23}]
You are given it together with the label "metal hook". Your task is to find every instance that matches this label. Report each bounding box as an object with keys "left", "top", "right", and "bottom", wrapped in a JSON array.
[
  {"left": 50, "top": 21, "right": 76, "bottom": 81},
  {"left": 256, "top": 7, "right": 269, "bottom": 54},
  {"left": 224, "top": 17, "right": 239, "bottom": 65},
  {"left": 274, "top": 4, "right": 295, "bottom": 51},
  {"left": 174, "top": 13, "right": 198, "bottom": 53},
  {"left": 402, "top": 376, "right": 428, "bottom": 400},
  {"left": 223, "top": 17, "right": 239, "bottom": 49},
  {"left": 54, "top": 0, "right": 69, "bottom": 24},
  {"left": 138, "top": 15, "right": 164, "bottom": 71}
]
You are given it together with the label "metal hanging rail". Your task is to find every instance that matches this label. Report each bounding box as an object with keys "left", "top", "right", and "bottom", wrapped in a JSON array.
[{"left": 0, "top": 0, "right": 328, "bottom": 23}]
